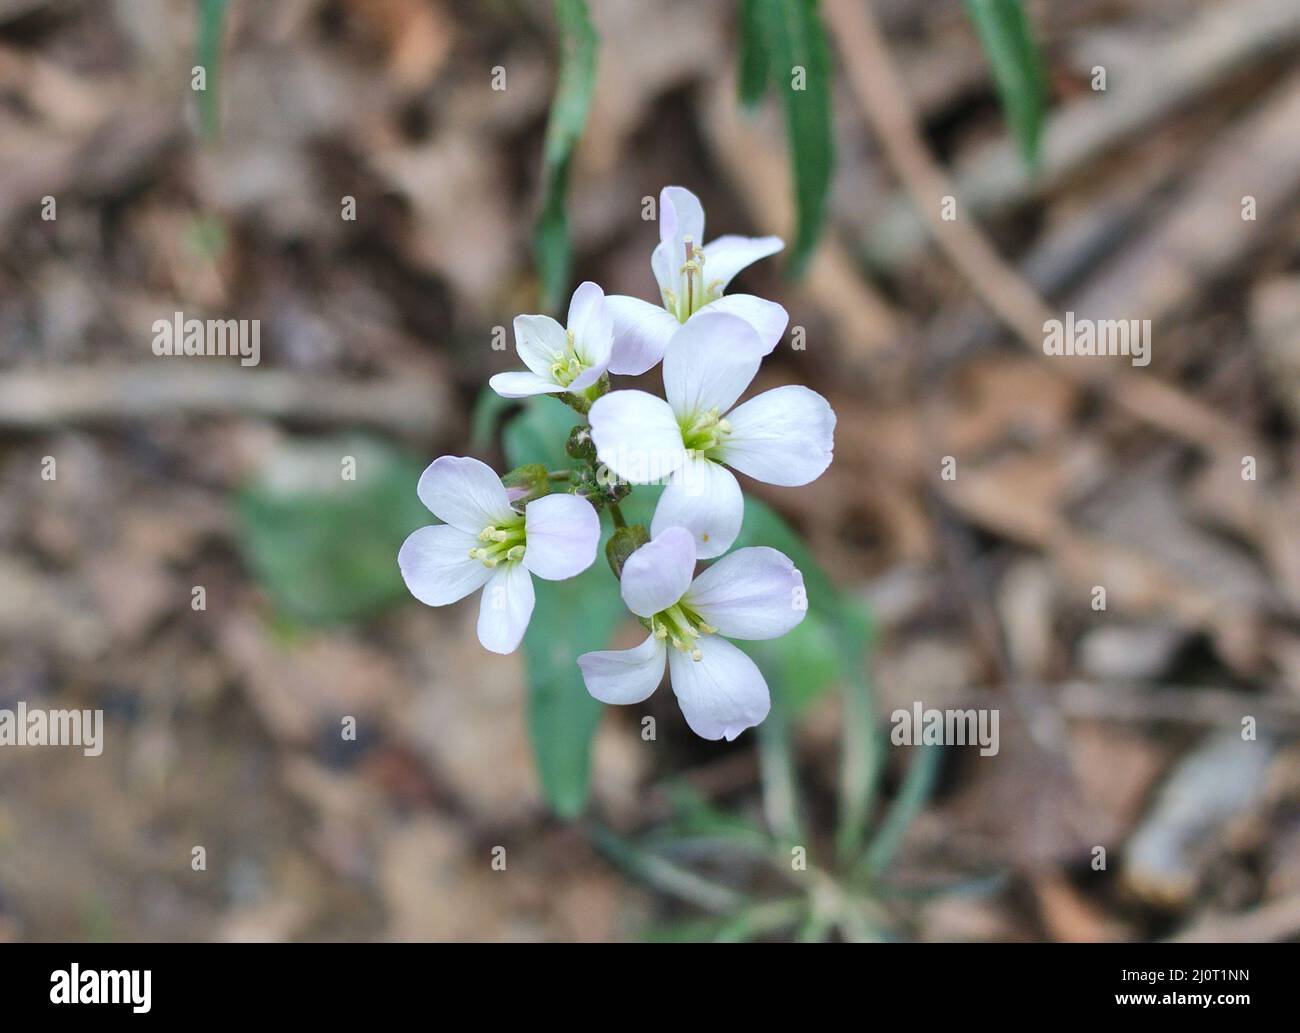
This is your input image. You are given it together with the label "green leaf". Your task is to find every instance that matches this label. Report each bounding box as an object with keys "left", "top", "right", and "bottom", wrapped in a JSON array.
[
  {"left": 236, "top": 436, "right": 430, "bottom": 625},
  {"left": 533, "top": 0, "right": 599, "bottom": 314},
  {"left": 964, "top": 0, "right": 1048, "bottom": 167},
  {"left": 504, "top": 396, "right": 618, "bottom": 816},
  {"left": 197, "top": 0, "right": 230, "bottom": 141},
  {"left": 753, "top": 0, "right": 834, "bottom": 277},
  {"left": 737, "top": 0, "right": 769, "bottom": 108},
  {"left": 523, "top": 564, "right": 623, "bottom": 816}
]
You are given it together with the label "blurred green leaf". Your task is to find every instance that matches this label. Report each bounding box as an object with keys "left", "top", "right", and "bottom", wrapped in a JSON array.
[
  {"left": 469, "top": 385, "right": 516, "bottom": 453},
  {"left": 964, "top": 0, "right": 1048, "bottom": 167},
  {"left": 736, "top": 0, "right": 769, "bottom": 108},
  {"left": 752, "top": 0, "right": 834, "bottom": 277},
  {"left": 522, "top": 564, "right": 622, "bottom": 816},
  {"left": 197, "top": 0, "right": 229, "bottom": 141},
  {"left": 502, "top": 394, "right": 576, "bottom": 471},
  {"left": 533, "top": 0, "right": 599, "bottom": 314},
  {"left": 504, "top": 396, "right": 616, "bottom": 817},
  {"left": 237, "top": 437, "right": 429, "bottom": 625}
]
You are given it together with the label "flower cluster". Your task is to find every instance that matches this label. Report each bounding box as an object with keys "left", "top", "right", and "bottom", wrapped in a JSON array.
[{"left": 399, "top": 186, "right": 836, "bottom": 740}]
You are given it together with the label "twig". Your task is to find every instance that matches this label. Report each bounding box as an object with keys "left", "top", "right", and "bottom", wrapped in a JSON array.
[
  {"left": 0, "top": 364, "right": 455, "bottom": 438},
  {"left": 865, "top": 0, "right": 1300, "bottom": 266},
  {"left": 1166, "top": 893, "right": 1300, "bottom": 943},
  {"left": 822, "top": 0, "right": 1254, "bottom": 457},
  {"left": 1055, "top": 680, "right": 1300, "bottom": 730}
]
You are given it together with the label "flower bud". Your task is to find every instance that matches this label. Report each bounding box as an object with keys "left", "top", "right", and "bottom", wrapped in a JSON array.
[
  {"left": 500, "top": 463, "right": 551, "bottom": 507},
  {"left": 565, "top": 425, "right": 597, "bottom": 463},
  {"left": 605, "top": 524, "right": 650, "bottom": 579}
]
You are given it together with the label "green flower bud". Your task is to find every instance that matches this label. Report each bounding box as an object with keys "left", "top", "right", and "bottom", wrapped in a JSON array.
[{"left": 605, "top": 523, "right": 650, "bottom": 579}]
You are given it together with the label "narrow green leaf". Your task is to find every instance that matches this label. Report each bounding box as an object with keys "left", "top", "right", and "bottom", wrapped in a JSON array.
[
  {"left": 861, "top": 743, "right": 944, "bottom": 876},
  {"left": 737, "top": 0, "right": 769, "bottom": 108},
  {"left": 964, "top": 0, "right": 1048, "bottom": 167},
  {"left": 754, "top": 0, "right": 834, "bottom": 277},
  {"left": 197, "top": 0, "right": 230, "bottom": 141},
  {"left": 533, "top": 0, "right": 599, "bottom": 314},
  {"left": 590, "top": 824, "right": 747, "bottom": 914}
]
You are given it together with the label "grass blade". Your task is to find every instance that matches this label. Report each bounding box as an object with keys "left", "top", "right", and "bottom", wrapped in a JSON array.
[
  {"left": 755, "top": 0, "right": 834, "bottom": 277},
  {"left": 196, "top": 0, "right": 230, "bottom": 141},
  {"left": 533, "top": 0, "right": 599, "bottom": 314},
  {"left": 964, "top": 0, "right": 1048, "bottom": 166}
]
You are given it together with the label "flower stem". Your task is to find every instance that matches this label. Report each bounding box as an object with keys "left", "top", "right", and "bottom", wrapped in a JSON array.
[
  {"left": 608, "top": 502, "right": 627, "bottom": 529},
  {"left": 547, "top": 469, "right": 572, "bottom": 482},
  {"left": 562, "top": 392, "right": 591, "bottom": 415}
]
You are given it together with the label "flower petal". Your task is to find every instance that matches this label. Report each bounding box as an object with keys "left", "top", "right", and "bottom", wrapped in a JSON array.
[
  {"left": 477, "top": 561, "right": 535, "bottom": 654},
  {"left": 398, "top": 524, "right": 493, "bottom": 606},
  {"left": 523, "top": 493, "right": 600, "bottom": 581},
  {"left": 567, "top": 280, "right": 612, "bottom": 371},
  {"left": 660, "top": 185, "right": 706, "bottom": 251},
  {"left": 685, "top": 547, "right": 807, "bottom": 640},
  {"left": 650, "top": 240, "right": 676, "bottom": 303},
  {"left": 697, "top": 294, "right": 788, "bottom": 355},
  {"left": 702, "top": 234, "right": 784, "bottom": 291},
  {"left": 620, "top": 526, "right": 697, "bottom": 618},
  {"left": 417, "top": 455, "right": 514, "bottom": 532},
  {"left": 489, "top": 370, "right": 564, "bottom": 398},
  {"left": 718, "top": 385, "right": 836, "bottom": 486},
  {"left": 606, "top": 294, "right": 680, "bottom": 375},
  {"left": 662, "top": 311, "right": 762, "bottom": 422},
  {"left": 578, "top": 633, "right": 667, "bottom": 705},
  {"left": 513, "top": 313, "right": 568, "bottom": 378},
  {"left": 651, "top": 456, "right": 742, "bottom": 560},
  {"left": 668, "top": 635, "right": 771, "bottom": 741},
  {"left": 588, "top": 390, "right": 687, "bottom": 484}
]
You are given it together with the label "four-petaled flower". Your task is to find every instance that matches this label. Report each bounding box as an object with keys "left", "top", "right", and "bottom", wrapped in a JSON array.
[
  {"left": 399, "top": 456, "right": 600, "bottom": 654},
  {"left": 606, "top": 186, "right": 788, "bottom": 375},
  {"left": 588, "top": 310, "right": 836, "bottom": 558},
  {"left": 578, "top": 527, "right": 806, "bottom": 741},
  {"left": 490, "top": 281, "right": 613, "bottom": 399}
]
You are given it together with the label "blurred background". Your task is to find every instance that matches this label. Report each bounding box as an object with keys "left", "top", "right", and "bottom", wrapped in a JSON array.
[{"left": 1, "top": 0, "right": 1299, "bottom": 942}]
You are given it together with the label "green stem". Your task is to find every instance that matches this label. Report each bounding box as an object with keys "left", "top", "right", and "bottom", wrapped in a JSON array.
[
  {"left": 548, "top": 469, "right": 572, "bottom": 482},
  {"left": 835, "top": 612, "right": 882, "bottom": 865},
  {"left": 562, "top": 392, "right": 591, "bottom": 415},
  {"left": 608, "top": 502, "right": 627, "bottom": 529},
  {"left": 758, "top": 697, "right": 802, "bottom": 847}
]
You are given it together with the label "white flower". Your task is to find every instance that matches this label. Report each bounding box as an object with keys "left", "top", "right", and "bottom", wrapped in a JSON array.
[
  {"left": 577, "top": 527, "right": 806, "bottom": 741},
  {"left": 489, "top": 281, "right": 613, "bottom": 399},
  {"left": 606, "top": 185, "right": 788, "bottom": 376},
  {"left": 399, "top": 456, "right": 600, "bottom": 654},
  {"left": 587, "top": 310, "right": 835, "bottom": 559}
]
